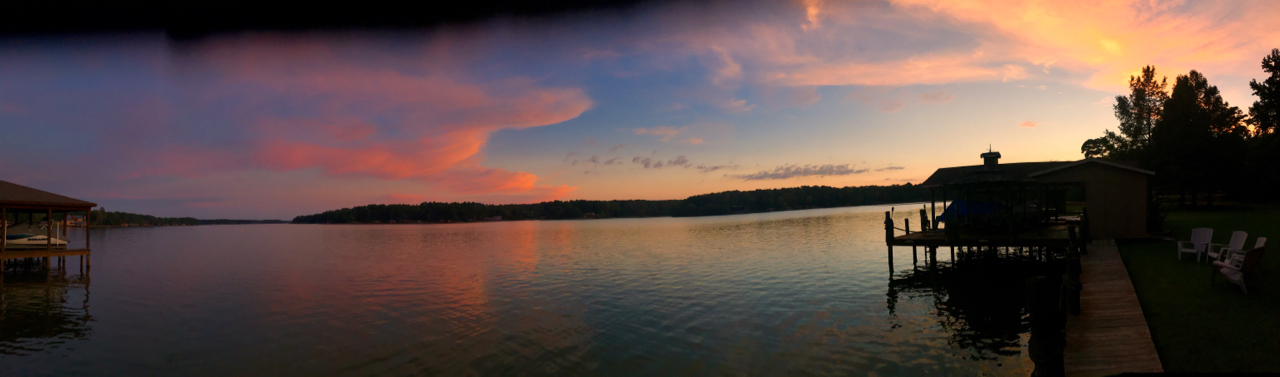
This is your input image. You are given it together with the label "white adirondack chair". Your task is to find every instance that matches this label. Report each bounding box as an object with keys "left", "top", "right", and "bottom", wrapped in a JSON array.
[
  {"left": 1208, "top": 231, "right": 1247, "bottom": 263},
  {"left": 1213, "top": 247, "right": 1266, "bottom": 293},
  {"left": 1220, "top": 237, "right": 1266, "bottom": 269},
  {"left": 1178, "top": 228, "right": 1213, "bottom": 262}
]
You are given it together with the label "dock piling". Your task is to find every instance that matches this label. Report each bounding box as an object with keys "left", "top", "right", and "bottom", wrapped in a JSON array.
[{"left": 884, "top": 211, "right": 894, "bottom": 270}]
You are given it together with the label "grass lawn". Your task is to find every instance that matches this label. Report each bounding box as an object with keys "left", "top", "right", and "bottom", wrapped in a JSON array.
[{"left": 1118, "top": 203, "right": 1280, "bottom": 372}]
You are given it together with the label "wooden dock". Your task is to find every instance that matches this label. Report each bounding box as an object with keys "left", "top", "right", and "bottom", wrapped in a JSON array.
[
  {"left": 1, "top": 248, "right": 90, "bottom": 260},
  {"left": 891, "top": 224, "right": 1073, "bottom": 247},
  {"left": 1063, "top": 240, "right": 1163, "bottom": 376}
]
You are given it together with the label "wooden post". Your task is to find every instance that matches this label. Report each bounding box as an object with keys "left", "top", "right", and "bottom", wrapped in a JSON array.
[
  {"left": 884, "top": 211, "right": 894, "bottom": 270},
  {"left": 45, "top": 209, "right": 53, "bottom": 269},
  {"left": 919, "top": 208, "right": 928, "bottom": 231},
  {"left": 2, "top": 206, "right": 6, "bottom": 254},
  {"left": 930, "top": 188, "right": 936, "bottom": 231},
  {"left": 47, "top": 208, "right": 53, "bottom": 251},
  {"left": 85, "top": 208, "right": 91, "bottom": 271},
  {"left": 907, "top": 219, "right": 916, "bottom": 266}
]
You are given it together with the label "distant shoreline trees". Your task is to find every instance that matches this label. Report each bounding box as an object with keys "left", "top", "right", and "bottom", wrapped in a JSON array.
[
  {"left": 290, "top": 184, "right": 931, "bottom": 224},
  {"left": 1081, "top": 48, "right": 1280, "bottom": 203}
]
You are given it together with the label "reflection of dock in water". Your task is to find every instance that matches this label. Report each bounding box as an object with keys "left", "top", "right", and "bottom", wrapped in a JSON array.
[
  {"left": 1, "top": 264, "right": 92, "bottom": 356},
  {"left": 887, "top": 257, "right": 1062, "bottom": 361}
]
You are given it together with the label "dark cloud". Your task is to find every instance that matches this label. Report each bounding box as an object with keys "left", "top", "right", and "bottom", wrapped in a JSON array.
[
  {"left": 632, "top": 156, "right": 654, "bottom": 168},
  {"left": 604, "top": 157, "right": 621, "bottom": 165},
  {"left": 608, "top": 143, "right": 625, "bottom": 152},
  {"left": 875, "top": 166, "right": 904, "bottom": 171},
  {"left": 730, "top": 164, "right": 867, "bottom": 180},
  {"left": 587, "top": 155, "right": 600, "bottom": 164},
  {"left": 696, "top": 164, "right": 737, "bottom": 173},
  {"left": 668, "top": 155, "right": 689, "bottom": 167},
  {"left": 632, "top": 155, "right": 688, "bottom": 169}
]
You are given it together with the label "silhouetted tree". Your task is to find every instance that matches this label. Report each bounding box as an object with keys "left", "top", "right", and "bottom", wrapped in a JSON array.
[
  {"left": 1249, "top": 48, "right": 1280, "bottom": 134},
  {"left": 1082, "top": 66, "right": 1168, "bottom": 161},
  {"left": 1152, "top": 70, "right": 1247, "bottom": 203},
  {"left": 1114, "top": 66, "right": 1169, "bottom": 157}
]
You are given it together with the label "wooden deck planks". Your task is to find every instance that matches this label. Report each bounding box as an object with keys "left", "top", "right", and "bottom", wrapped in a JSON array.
[
  {"left": 1063, "top": 240, "right": 1163, "bottom": 376},
  {"left": 0, "top": 248, "right": 91, "bottom": 260}
]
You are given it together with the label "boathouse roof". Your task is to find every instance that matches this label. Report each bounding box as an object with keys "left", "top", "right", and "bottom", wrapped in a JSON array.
[
  {"left": 0, "top": 180, "right": 98, "bottom": 209},
  {"left": 920, "top": 159, "right": 1152, "bottom": 188}
]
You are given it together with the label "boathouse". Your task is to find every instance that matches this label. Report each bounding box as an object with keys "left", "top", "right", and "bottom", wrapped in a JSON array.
[
  {"left": 1, "top": 180, "right": 97, "bottom": 271},
  {"left": 921, "top": 152, "right": 1154, "bottom": 239}
]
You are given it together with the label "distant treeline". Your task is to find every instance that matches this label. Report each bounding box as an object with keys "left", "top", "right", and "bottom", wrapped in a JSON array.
[
  {"left": 83, "top": 209, "right": 287, "bottom": 226},
  {"left": 290, "top": 184, "right": 930, "bottom": 224},
  {"left": 0, "top": 209, "right": 286, "bottom": 227},
  {"left": 90, "top": 209, "right": 200, "bottom": 226}
]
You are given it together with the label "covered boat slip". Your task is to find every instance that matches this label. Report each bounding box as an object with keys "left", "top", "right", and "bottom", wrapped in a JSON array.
[
  {"left": 1, "top": 180, "right": 97, "bottom": 273},
  {"left": 889, "top": 152, "right": 1155, "bottom": 263},
  {"left": 891, "top": 224, "right": 1073, "bottom": 248}
]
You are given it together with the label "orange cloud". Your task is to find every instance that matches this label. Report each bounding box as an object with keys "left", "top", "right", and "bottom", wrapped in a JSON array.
[
  {"left": 888, "top": 0, "right": 1280, "bottom": 90},
  {"left": 656, "top": 0, "right": 1276, "bottom": 97},
  {"left": 774, "top": 52, "right": 1006, "bottom": 86},
  {"left": 1018, "top": 121, "right": 1040, "bottom": 128}
]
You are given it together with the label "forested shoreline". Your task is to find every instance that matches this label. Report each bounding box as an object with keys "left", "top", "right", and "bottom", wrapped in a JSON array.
[
  {"left": 290, "top": 184, "right": 931, "bottom": 224},
  {"left": 3, "top": 209, "right": 286, "bottom": 227}
]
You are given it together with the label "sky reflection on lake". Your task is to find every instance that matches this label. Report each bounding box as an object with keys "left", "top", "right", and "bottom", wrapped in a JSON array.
[{"left": 2, "top": 204, "right": 1037, "bottom": 375}]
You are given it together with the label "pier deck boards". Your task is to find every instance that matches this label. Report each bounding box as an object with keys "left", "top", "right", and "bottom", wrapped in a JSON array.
[
  {"left": 891, "top": 224, "right": 1072, "bottom": 247},
  {"left": 0, "top": 248, "right": 90, "bottom": 260},
  {"left": 1064, "top": 240, "right": 1163, "bottom": 376}
]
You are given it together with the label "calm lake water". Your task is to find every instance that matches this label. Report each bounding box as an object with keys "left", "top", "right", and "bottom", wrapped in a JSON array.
[{"left": 1, "top": 204, "right": 1044, "bottom": 375}]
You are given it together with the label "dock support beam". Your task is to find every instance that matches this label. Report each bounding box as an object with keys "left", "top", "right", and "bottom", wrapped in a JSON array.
[
  {"left": 906, "top": 219, "right": 916, "bottom": 267},
  {"left": 884, "top": 211, "right": 894, "bottom": 270}
]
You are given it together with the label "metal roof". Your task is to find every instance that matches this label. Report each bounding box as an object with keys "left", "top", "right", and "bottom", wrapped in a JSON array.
[
  {"left": 920, "top": 161, "right": 1072, "bottom": 187},
  {"left": 0, "top": 180, "right": 97, "bottom": 209},
  {"left": 920, "top": 159, "right": 1154, "bottom": 188}
]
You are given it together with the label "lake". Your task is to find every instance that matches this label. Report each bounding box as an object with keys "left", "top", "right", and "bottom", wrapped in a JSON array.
[{"left": 1, "top": 204, "right": 1044, "bottom": 375}]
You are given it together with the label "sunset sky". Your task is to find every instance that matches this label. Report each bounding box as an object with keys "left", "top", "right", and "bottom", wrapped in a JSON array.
[{"left": 2, "top": 0, "right": 1278, "bottom": 219}]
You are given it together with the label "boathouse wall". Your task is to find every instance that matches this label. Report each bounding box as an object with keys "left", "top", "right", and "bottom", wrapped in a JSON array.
[{"left": 1035, "top": 163, "right": 1148, "bottom": 239}]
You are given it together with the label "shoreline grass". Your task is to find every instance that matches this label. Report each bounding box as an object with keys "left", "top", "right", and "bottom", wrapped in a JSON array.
[{"left": 1118, "top": 203, "right": 1280, "bottom": 372}]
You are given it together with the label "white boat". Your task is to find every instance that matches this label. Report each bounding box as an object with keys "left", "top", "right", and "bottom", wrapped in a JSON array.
[{"left": 4, "top": 233, "right": 68, "bottom": 249}]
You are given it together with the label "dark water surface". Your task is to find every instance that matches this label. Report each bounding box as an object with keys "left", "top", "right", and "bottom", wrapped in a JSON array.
[{"left": 2, "top": 205, "right": 1038, "bottom": 375}]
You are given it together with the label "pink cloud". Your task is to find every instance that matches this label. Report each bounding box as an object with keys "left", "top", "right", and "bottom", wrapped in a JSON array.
[
  {"left": 255, "top": 131, "right": 487, "bottom": 180},
  {"left": 919, "top": 89, "right": 956, "bottom": 104},
  {"left": 1018, "top": 121, "right": 1040, "bottom": 128},
  {"left": 159, "top": 36, "right": 596, "bottom": 202}
]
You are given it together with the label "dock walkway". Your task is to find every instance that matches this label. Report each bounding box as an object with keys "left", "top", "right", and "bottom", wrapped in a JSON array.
[{"left": 1063, "top": 240, "right": 1163, "bottom": 376}]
